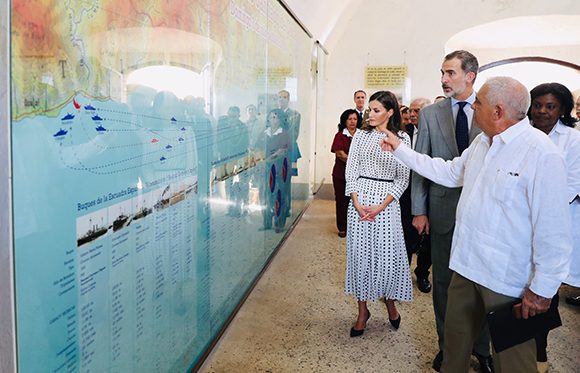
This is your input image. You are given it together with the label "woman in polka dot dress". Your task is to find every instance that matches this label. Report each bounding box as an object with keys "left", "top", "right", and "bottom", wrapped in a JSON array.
[{"left": 344, "top": 90, "right": 413, "bottom": 337}]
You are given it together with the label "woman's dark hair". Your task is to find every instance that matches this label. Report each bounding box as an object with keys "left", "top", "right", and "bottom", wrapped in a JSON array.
[
  {"left": 528, "top": 83, "right": 577, "bottom": 127},
  {"left": 267, "top": 108, "right": 288, "bottom": 129},
  {"left": 338, "top": 109, "right": 361, "bottom": 131},
  {"left": 362, "top": 91, "right": 401, "bottom": 134}
]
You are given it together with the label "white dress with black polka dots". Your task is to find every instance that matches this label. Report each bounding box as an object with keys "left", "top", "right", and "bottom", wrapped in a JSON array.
[{"left": 344, "top": 129, "right": 413, "bottom": 301}]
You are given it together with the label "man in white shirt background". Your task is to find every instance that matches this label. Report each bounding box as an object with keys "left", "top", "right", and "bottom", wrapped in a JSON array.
[{"left": 380, "top": 76, "right": 572, "bottom": 373}]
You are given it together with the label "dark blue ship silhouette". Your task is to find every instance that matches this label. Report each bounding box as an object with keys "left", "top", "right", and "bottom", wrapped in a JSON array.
[
  {"left": 53, "top": 128, "right": 68, "bottom": 137},
  {"left": 171, "top": 117, "right": 177, "bottom": 123},
  {"left": 84, "top": 104, "right": 96, "bottom": 110},
  {"left": 91, "top": 115, "right": 103, "bottom": 121},
  {"left": 95, "top": 125, "right": 107, "bottom": 132},
  {"left": 181, "top": 127, "right": 186, "bottom": 131},
  {"left": 160, "top": 156, "right": 167, "bottom": 161},
  {"left": 178, "top": 137, "right": 184, "bottom": 142},
  {"left": 165, "top": 145, "right": 173, "bottom": 150},
  {"left": 61, "top": 113, "right": 75, "bottom": 120}
]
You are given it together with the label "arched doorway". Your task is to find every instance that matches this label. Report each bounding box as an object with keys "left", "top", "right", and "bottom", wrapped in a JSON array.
[{"left": 445, "top": 15, "right": 580, "bottom": 92}]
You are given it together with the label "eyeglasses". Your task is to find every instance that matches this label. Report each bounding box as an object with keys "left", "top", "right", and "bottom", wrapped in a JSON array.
[{"left": 409, "top": 108, "right": 421, "bottom": 113}]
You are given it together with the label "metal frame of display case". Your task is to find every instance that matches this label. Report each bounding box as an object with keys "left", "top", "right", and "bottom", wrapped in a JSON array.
[{"left": 0, "top": 1, "right": 17, "bottom": 372}]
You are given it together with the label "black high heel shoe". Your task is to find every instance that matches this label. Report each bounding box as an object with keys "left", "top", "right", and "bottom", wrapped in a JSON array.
[
  {"left": 350, "top": 310, "right": 371, "bottom": 337},
  {"left": 383, "top": 298, "right": 401, "bottom": 330},
  {"left": 389, "top": 314, "right": 401, "bottom": 330}
]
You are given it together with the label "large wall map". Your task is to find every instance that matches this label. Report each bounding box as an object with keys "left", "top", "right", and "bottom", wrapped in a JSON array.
[{"left": 11, "top": 0, "right": 313, "bottom": 371}]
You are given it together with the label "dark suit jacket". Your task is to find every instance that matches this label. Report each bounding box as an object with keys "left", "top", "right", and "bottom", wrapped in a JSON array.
[{"left": 411, "top": 97, "right": 481, "bottom": 235}]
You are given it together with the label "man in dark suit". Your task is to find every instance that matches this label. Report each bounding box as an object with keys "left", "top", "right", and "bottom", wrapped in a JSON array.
[
  {"left": 278, "top": 90, "right": 301, "bottom": 219},
  {"left": 353, "top": 90, "right": 367, "bottom": 122},
  {"left": 400, "top": 97, "right": 432, "bottom": 293},
  {"left": 412, "top": 50, "right": 492, "bottom": 373}
]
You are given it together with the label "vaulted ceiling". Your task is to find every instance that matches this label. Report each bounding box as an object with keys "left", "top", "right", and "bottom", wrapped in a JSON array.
[{"left": 283, "top": 0, "right": 359, "bottom": 50}]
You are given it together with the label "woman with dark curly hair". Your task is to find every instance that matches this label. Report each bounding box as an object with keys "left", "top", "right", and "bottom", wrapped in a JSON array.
[
  {"left": 528, "top": 82, "right": 580, "bottom": 373},
  {"left": 344, "top": 91, "right": 412, "bottom": 337},
  {"left": 331, "top": 109, "right": 361, "bottom": 237}
]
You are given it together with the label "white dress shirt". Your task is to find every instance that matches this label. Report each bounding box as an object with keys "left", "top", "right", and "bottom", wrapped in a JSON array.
[
  {"left": 393, "top": 117, "right": 572, "bottom": 298},
  {"left": 342, "top": 128, "right": 360, "bottom": 138},
  {"left": 548, "top": 121, "right": 580, "bottom": 286},
  {"left": 264, "top": 126, "right": 283, "bottom": 137},
  {"left": 412, "top": 126, "right": 418, "bottom": 150}
]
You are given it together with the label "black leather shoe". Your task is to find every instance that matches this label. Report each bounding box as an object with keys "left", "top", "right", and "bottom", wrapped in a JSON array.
[
  {"left": 472, "top": 352, "right": 494, "bottom": 373},
  {"left": 432, "top": 351, "right": 443, "bottom": 372},
  {"left": 389, "top": 315, "right": 401, "bottom": 330},
  {"left": 566, "top": 295, "right": 580, "bottom": 306},
  {"left": 417, "top": 276, "right": 432, "bottom": 293},
  {"left": 350, "top": 310, "right": 371, "bottom": 337}
]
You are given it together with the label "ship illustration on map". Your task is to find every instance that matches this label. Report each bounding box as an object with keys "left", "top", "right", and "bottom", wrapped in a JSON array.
[
  {"left": 61, "top": 113, "right": 75, "bottom": 121},
  {"left": 171, "top": 117, "right": 177, "bottom": 123},
  {"left": 112, "top": 213, "right": 131, "bottom": 232},
  {"left": 77, "top": 223, "right": 107, "bottom": 247},
  {"left": 53, "top": 128, "right": 68, "bottom": 137},
  {"left": 133, "top": 206, "right": 153, "bottom": 221},
  {"left": 91, "top": 114, "right": 103, "bottom": 121},
  {"left": 95, "top": 125, "right": 107, "bottom": 132},
  {"left": 154, "top": 185, "right": 171, "bottom": 210},
  {"left": 165, "top": 145, "right": 172, "bottom": 150},
  {"left": 84, "top": 104, "right": 96, "bottom": 111},
  {"left": 185, "top": 183, "right": 197, "bottom": 195},
  {"left": 160, "top": 156, "right": 167, "bottom": 162},
  {"left": 154, "top": 198, "right": 170, "bottom": 210},
  {"left": 169, "top": 189, "right": 186, "bottom": 205}
]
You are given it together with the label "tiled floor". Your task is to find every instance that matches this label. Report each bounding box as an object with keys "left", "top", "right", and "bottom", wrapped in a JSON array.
[{"left": 199, "top": 189, "right": 580, "bottom": 373}]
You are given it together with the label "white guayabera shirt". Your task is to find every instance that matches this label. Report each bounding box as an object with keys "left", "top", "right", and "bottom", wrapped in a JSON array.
[{"left": 393, "top": 117, "right": 572, "bottom": 299}]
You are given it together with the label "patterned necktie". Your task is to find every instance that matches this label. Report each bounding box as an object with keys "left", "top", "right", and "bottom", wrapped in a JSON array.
[{"left": 456, "top": 101, "right": 469, "bottom": 154}]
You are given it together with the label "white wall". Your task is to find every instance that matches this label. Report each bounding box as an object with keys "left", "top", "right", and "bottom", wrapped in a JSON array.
[{"left": 310, "top": 0, "right": 580, "bottom": 186}]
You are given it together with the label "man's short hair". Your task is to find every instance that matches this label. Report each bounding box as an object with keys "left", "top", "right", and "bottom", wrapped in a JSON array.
[
  {"left": 353, "top": 90, "right": 366, "bottom": 99},
  {"left": 444, "top": 50, "right": 479, "bottom": 81},
  {"left": 410, "top": 97, "right": 431, "bottom": 108},
  {"left": 484, "top": 77, "right": 530, "bottom": 121}
]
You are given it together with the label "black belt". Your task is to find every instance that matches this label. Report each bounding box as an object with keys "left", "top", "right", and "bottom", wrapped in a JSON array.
[{"left": 358, "top": 176, "right": 393, "bottom": 182}]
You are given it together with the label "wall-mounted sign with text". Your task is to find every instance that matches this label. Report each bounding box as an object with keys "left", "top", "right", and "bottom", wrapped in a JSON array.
[{"left": 365, "top": 65, "right": 408, "bottom": 88}]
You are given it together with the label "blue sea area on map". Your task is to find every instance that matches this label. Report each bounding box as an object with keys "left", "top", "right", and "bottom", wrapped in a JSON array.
[{"left": 12, "top": 95, "right": 204, "bottom": 372}]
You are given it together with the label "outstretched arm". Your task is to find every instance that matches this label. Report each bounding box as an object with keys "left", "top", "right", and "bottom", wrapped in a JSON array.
[{"left": 380, "top": 130, "right": 466, "bottom": 188}]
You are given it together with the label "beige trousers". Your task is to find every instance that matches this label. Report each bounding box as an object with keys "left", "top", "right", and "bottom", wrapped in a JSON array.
[{"left": 441, "top": 273, "right": 536, "bottom": 373}]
